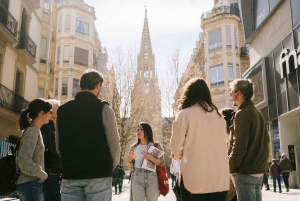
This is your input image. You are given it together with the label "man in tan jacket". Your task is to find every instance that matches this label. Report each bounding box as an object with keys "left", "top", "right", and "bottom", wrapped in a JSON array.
[{"left": 228, "top": 79, "right": 269, "bottom": 201}]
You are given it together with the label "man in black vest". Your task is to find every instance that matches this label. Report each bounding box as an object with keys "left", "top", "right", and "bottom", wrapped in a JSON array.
[{"left": 56, "top": 69, "right": 120, "bottom": 201}]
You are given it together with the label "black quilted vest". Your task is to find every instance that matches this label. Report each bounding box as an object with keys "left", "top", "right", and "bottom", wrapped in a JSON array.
[{"left": 57, "top": 91, "right": 113, "bottom": 179}]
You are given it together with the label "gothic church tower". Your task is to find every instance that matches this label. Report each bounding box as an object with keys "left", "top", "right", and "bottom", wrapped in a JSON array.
[{"left": 131, "top": 8, "right": 162, "bottom": 142}]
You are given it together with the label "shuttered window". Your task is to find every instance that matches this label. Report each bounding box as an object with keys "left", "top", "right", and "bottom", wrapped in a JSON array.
[
  {"left": 74, "top": 47, "right": 88, "bottom": 66},
  {"left": 63, "top": 45, "right": 70, "bottom": 62}
]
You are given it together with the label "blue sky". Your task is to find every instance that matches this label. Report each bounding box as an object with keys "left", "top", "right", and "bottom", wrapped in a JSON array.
[{"left": 85, "top": 0, "right": 214, "bottom": 78}]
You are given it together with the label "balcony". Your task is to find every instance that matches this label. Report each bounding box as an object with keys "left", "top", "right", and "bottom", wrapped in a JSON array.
[
  {"left": 57, "top": 0, "right": 95, "bottom": 15},
  {"left": 17, "top": 31, "right": 37, "bottom": 64},
  {"left": 0, "top": 3, "right": 18, "bottom": 44},
  {"left": 201, "top": 6, "right": 240, "bottom": 22},
  {"left": 240, "top": 47, "right": 249, "bottom": 57},
  {"left": 0, "top": 83, "right": 29, "bottom": 115},
  {"left": 23, "top": 0, "right": 40, "bottom": 10}
]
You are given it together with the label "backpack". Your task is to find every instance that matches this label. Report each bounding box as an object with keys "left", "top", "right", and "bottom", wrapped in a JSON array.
[
  {"left": 0, "top": 126, "right": 31, "bottom": 196},
  {"left": 0, "top": 145, "right": 20, "bottom": 196}
]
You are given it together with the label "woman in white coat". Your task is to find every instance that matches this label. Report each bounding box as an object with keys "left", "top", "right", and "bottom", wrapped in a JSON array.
[{"left": 170, "top": 78, "right": 229, "bottom": 201}]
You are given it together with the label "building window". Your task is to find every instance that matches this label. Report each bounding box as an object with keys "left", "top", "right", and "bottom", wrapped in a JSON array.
[
  {"left": 209, "top": 29, "right": 222, "bottom": 52},
  {"left": 63, "top": 45, "right": 70, "bottom": 62},
  {"left": 58, "top": 16, "right": 62, "bottom": 31},
  {"left": 57, "top": 46, "right": 60, "bottom": 63},
  {"left": 210, "top": 65, "right": 224, "bottom": 86},
  {"left": 54, "top": 78, "right": 58, "bottom": 96},
  {"left": 74, "top": 47, "right": 88, "bottom": 66},
  {"left": 228, "top": 65, "right": 233, "bottom": 80},
  {"left": 234, "top": 29, "right": 238, "bottom": 49},
  {"left": 144, "top": 53, "right": 148, "bottom": 58},
  {"left": 44, "top": 0, "right": 49, "bottom": 9},
  {"left": 226, "top": 28, "right": 231, "bottom": 48},
  {"left": 72, "top": 78, "right": 80, "bottom": 96},
  {"left": 76, "top": 18, "right": 89, "bottom": 35},
  {"left": 40, "top": 37, "right": 47, "bottom": 59},
  {"left": 38, "top": 88, "right": 44, "bottom": 98},
  {"left": 14, "top": 70, "right": 24, "bottom": 96},
  {"left": 62, "top": 77, "right": 68, "bottom": 95},
  {"left": 65, "top": 14, "right": 71, "bottom": 30}
]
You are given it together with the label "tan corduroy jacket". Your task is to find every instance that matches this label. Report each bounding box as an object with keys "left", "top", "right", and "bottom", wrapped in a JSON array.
[{"left": 170, "top": 104, "right": 229, "bottom": 194}]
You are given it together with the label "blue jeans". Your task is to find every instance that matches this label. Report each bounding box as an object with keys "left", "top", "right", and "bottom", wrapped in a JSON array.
[
  {"left": 61, "top": 177, "right": 112, "bottom": 201},
  {"left": 233, "top": 174, "right": 263, "bottom": 201},
  {"left": 131, "top": 168, "right": 159, "bottom": 201},
  {"left": 16, "top": 179, "right": 43, "bottom": 201},
  {"left": 272, "top": 176, "right": 281, "bottom": 192},
  {"left": 43, "top": 173, "right": 62, "bottom": 201}
]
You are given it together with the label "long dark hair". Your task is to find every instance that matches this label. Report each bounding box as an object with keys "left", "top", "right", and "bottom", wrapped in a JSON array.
[
  {"left": 134, "top": 122, "right": 154, "bottom": 147},
  {"left": 178, "top": 78, "right": 220, "bottom": 115},
  {"left": 220, "top": 108, "right": 235, "bottom": 134},
  {"left": 18, "top": 98, "right": 52, "bottom": 130}
]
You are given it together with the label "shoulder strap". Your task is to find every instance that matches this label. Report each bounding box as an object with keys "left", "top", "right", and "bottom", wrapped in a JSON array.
[{"left": 13, "top": 125, "right": 33, "bottom": 154}]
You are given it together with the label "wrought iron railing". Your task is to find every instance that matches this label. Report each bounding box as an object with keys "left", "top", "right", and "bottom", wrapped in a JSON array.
[
  {"left": 240, "top": 47, "right": 249, "bottom": 57},
  {"left": 0, "top": 2, "right": 18, "bottom": 37},
  {"left": 201, "top": 6, "right": 240, "bottom": 21},
  {"left": 0, "top": 83, "right": 29, "bottom": 115},
  {"left": 19, "top": 31, "right": 37, "bottom": 59}
]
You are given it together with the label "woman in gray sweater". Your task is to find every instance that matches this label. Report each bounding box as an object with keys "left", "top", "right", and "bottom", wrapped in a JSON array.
[{"left": 16, "top": 98, "right": 52, "bottom": 201}]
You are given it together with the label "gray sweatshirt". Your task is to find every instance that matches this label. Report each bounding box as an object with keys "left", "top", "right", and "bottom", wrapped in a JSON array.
[{"left": 17, "top": 126, "right": 47, "bottom": 184}]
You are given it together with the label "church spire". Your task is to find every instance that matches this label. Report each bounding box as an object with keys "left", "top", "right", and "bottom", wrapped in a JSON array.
[{"left": 140, "top": 7, "right": 152, "bottom": 54}]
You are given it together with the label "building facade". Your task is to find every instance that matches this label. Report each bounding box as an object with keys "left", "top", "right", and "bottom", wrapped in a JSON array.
[
  {"left": 239, "top": 0, "right": 300, "bottom": 188},
  {"left": 0, "top": 0, "right": 43, "bottom": 140},
  {"left": 201, "top": 0, "right": 249, "bottom": 109},
  {"left": 51, "top": 0, "right": 108, "bottom": 103}
]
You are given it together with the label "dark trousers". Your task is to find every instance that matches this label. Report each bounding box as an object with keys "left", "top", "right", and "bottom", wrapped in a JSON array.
[
  {"left": 171, "top": 174, "right": 176, "bottom": 187},
  {"left": 282, "top": 172, "right": 290, "bottom": 188},
  {"left": 180, "top": 177, "right": 227, "bottom": 201},
  {"left": 120, "top": 179, "right": 123, "bottom": 191},
  {"left": 272, "top": 176, "right": 281, "bottom": 193},
  {"left": 114, "top": 178, "right": 121, "bottom": 193},
  {"left": 261, "top": 173, "right": 269, "bottom": 189},
  {"left": 43, "top": 173, "right": 62, "bottom": 201}
]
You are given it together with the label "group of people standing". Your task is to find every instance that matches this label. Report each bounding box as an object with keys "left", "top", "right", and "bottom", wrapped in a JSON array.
[{"left": 11, "top": 67, "right": 290, "bottom": 201}]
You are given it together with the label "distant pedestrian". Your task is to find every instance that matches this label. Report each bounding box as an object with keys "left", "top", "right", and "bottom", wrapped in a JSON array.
[
  {"left": 127, "top": 122, "right": 165, "bottom": 201},
  {"left": 228, "top": 79, "right": 269, "bottom": 201},
  {"left": 261, "top": 162, "right": 271, "bottom": 191},
  {"left": 171, "top": 158, "right": 181, "bottom": 201},
  {"left": 16, "top": 99, "right": 52, "bottom": 201},
  {"left": 113, "top": 165, "right": 121, "bottom": 194},
  {"left": 128, "top": 170, "right": 132, "bottom": 183},
  {"left": 170, "top": 163, "right": 176, "bottom": 187},
  {"left": 270, "top": 159, "right": 282, "bottom": 193},
  {"left": 41, "top": 99, "right": 62, "bottom": 201},
  {"left": 170, "top": 78, "right": 229, "bottom": 201},
  {"left": 56, "top": 69, "right": 120, "bottom": 201},
  {"left": 119, "top": 166, "right": 125, "bottom": 192},
  {"left": 279, "top": 153, "right": 293, "bottom": 192}
]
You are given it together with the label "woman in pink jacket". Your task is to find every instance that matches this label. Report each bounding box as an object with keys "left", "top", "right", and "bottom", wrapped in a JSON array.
[{"left": 170, "top": 78, "right": 229, "bottom": 201}]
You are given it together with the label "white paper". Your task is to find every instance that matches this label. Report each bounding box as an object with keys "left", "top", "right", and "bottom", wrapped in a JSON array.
[{"left": 141, "top": 146, "right": 164, "bottom": 172}]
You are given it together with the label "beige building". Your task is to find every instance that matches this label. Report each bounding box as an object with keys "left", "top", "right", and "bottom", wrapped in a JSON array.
[
  {"left": 175, "top": 0, "right": 249, "bottom": 111},
  {"left": 239, "top": 0, "right": 300, "bottom": 188},
  {"left": 51, "top": 0, "right": 108, "bottom": 103},
  {"left": 0, "top": 0, "right": 44, "bottom": 140},
  {"left": 201, "top": 0, "right": 249, "bottom": 109}
]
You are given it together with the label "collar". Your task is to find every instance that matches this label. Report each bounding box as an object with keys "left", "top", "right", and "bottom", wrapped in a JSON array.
[
  {"left": 75, "top": 91, "right": 98, "bottom": 99},
  {"left": 238, "top": 100, "right": 253, "bottom": 110}
]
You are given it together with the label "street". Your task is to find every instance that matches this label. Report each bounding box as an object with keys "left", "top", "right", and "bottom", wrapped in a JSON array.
[{"left": 112, "top": 179, "right": 300, "bottom": 201}]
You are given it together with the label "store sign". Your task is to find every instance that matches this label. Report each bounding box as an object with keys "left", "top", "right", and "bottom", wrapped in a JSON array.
[{"left": 279, "top": 47, "right": 300, "bottom": 79}]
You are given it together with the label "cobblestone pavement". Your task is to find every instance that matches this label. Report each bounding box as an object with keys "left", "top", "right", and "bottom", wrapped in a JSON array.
[{"left": 112, "top": 179, "right": 300, "bottom": 201}]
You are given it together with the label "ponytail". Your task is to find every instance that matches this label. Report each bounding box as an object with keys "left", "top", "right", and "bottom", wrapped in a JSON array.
[{"left": 18, "top": 109, "right": 30, "bottom": 130}]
